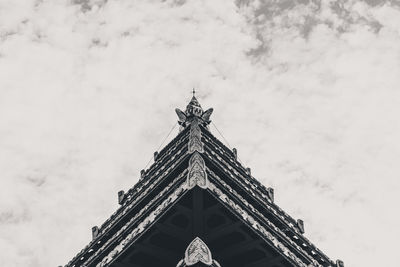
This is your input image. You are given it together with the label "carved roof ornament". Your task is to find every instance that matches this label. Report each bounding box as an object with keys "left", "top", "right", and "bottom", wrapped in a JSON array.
[
  {"left": 188, "top": 117, "right": 204, "bottom": 153},
  {"left": 184, "top": 237, "right": 213, "bottom": 266},
  {"left": 187, "top": 152, "right": 208, "bottom": 189},
  {"left": 175, "top": 92, "right": 213, "bottom": 128}
]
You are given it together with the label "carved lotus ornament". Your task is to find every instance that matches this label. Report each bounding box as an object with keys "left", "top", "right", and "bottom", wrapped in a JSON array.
[
  {"left": 184, "top": 237, "right": 213, "bottom": 266},
  {"left": 187, "top": 152, "right": 208, "bottom": 189}
]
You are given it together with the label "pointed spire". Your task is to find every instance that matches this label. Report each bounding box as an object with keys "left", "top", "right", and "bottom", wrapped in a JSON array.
[
  {"left": 186, "top": 95, "right": 203, "bottom": 117},
  {"left": 175, "top": 90, "right": 213, "bottom": 128}
]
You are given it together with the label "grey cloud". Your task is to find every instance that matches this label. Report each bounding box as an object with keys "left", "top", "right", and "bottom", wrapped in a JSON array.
[{"left": 0, "top": 1, "right": 399, "bottom": 267}]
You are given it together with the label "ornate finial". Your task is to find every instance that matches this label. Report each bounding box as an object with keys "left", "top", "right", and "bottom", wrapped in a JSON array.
[
  {"left": 175, "top": 91, "right": 213, "bottom": 128},
  {"left": 184, "top": 237, "right": 213, "bottom": 266},
  {"left": 177, "top": 237, "right": 221, "bottom": 267},
  {"left": 187, "top": 152, "right": 208, "bottom": 189}
]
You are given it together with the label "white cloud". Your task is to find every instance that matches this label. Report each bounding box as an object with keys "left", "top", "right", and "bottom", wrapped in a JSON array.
[{"left": 0, "top": 0, "right": 399, "bottom": 266}]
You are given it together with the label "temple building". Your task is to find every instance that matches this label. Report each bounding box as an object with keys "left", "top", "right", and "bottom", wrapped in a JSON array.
[{"left": 64, "top": 96, "right": 343, "bottom": 267}]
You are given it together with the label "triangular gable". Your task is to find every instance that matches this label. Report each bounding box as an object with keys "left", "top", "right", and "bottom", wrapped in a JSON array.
[
  {"left": 79, "top": 152, "right": 311, "bottom": 267},
  {"left": 65, "top": 97, "right": 341, "bottom": 267}
]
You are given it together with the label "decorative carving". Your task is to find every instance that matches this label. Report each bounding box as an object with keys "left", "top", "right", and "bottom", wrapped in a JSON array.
[
  {"left": 201, "top": 108, "right": 213, "bottom": 123},
  {"left": 267, "top": 187, "right": 274, "bottom": 202},
  {"left": 176, "top": 108, "right": 187, "bottom": 123},
  {"left": 184, "top": 237, "right": 213, "bottom": 266},
  {"left": 118, "top": 190, "right": 125, "bottom": 205},
  {"left": 187, "top": 152, "right": 208, "bottom": 189},
  {"left": 232, "top": 147, "right": 237, "bottom": 159},
  {"left": 92, "top": 226, "right": 99, "bottom": 240},
  {"left": 188, "top": 118, "right": 203, "bottom": 153},
  {"left": 297, "top": 219, "right": 305, "bottom": 234},
  {"left": 175, "top": 96, "right": 213, "bottom": 128}
]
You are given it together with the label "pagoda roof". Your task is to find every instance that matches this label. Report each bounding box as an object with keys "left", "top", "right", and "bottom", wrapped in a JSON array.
[{"left": 64, "top": 97, "right": 342, "bottom": 267}]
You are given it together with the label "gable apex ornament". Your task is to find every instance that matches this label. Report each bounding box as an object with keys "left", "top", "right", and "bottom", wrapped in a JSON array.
[
  {"left": 175, "top": 95, "right": 213, "bottom": 128},
  {"left": 184, "top": 237, "right": 213, "bottom": 266},
  {"left": 187, "top": 152, "right": 208, "bottom": 189}
]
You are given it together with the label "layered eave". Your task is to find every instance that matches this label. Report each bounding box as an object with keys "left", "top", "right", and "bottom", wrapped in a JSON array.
[
  {"left": 65, "top": 126, "right": 192, "bottom": 267},
  {"left": 200, "top": 126, "right": 335, "bottom": 265},
  {"left": 65, "top": 119, "right": 338, "bottom": 267}
]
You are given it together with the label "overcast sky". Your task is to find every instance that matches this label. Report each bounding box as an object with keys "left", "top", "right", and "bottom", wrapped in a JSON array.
[{"left": 0, "top": 0, "right": 399, "bottom": 266}]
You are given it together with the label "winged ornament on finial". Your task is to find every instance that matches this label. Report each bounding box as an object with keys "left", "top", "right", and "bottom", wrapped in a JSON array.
[{"left": 175, "top": 95, "right": 213, "bottom": 127}]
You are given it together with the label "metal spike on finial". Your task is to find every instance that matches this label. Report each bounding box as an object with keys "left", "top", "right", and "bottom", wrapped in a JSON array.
[{"left": 192, "top": 88, "right": 196, "bottom": 97}]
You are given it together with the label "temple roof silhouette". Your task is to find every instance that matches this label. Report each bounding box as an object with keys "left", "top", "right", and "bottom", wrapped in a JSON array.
[{"left": 64, "top": 96, "right": 343, "bottom": 267}]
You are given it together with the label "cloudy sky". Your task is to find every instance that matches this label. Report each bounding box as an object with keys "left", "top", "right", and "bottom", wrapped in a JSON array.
[{"left": 1, "top": 0, "right": 399, "bottom": 266}]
